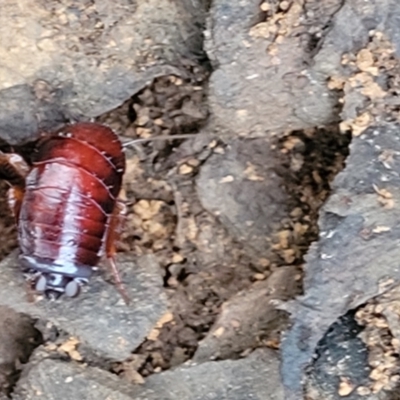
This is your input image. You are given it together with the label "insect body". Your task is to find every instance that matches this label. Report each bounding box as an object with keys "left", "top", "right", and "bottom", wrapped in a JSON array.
[
  {"left": 0, "top": 121, "right": 200, "bottom": 301},
  {"left": 1, "top": 122, "right": 127, "bottom": 300}
]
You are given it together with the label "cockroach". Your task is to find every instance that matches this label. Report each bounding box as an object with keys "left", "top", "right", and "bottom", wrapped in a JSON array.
[{"left": 0, "top": 122, "right": 200, "bottom": 302}]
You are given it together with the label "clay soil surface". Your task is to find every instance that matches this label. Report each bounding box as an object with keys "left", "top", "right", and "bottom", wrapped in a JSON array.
[
  {"left": 94, "top": 73, "right": 351, "bottom": 377},
  {"left": 0, "top": 67, "right": 352, "bottom": 391}
]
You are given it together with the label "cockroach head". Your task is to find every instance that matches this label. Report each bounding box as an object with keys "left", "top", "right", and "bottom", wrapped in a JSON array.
[{"left": 20, "top": 255, "right": 92, "bottom": 299}]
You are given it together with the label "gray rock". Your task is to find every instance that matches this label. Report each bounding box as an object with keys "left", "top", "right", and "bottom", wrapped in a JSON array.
[
  {"left": 206, "top": 0, "right": 400, "bottom": 140},
  {"left": 0, "top": 307, "right": 40, "bottom": 395},
  {"left": 313, "top": 0, "right": 400, "bottom": 78},
  {"left": 135, "top": 349, "right": 284, "bottom": 400},
  {"left": 14, "top": 349, "right": 283, "bottom": 400},
  {"left": 281, "top": 123, "right": 400, "bottom": 399},
  {"left": 0, "top": 252, "right": 168, "bottom": 360},
  {"left": 280, "top": 1, "right": 400, "bottom": 398},
  {"left": 0, "top": 85, "right": 64, "bottom": 145},
  {"left": 305, "top": 314, "right": 380, "bottom": 400},
  {"left": 0, "top": 0, "right": 206, "bottom": 144},
  {"left": 205, "top": 0, "right": 342, "bottom": 137},
  {"left": 196, "top": 138, "right": 287, "bottom": 258},
  {"left": 14, "top": 358, "right": 136, "bottom": 400},
  {"left": 194, "top": 266, "right": 297, "bottom": 362}
]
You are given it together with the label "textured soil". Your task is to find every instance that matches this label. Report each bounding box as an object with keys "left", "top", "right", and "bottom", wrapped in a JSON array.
[
  {"left": 6, "top": 1, "right": 395, "bottom": 398},
  {"left": 0, "top": 69, "right": 351, "bottom": 383},
  {"left": 95, "top": 74, "right": 351, "bottom": 378}
]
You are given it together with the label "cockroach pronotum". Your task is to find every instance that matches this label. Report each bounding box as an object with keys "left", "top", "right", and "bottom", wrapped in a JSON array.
[{"left": 0, "top": 122, "right": 198, "bottom": 303}]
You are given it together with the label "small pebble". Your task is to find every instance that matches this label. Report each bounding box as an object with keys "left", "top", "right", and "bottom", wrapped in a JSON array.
[
  {"left": 338, "top": 378, "right": 354, "bottom": 396},
  {"left": 279, "top": 1, "right": 290, "bottom": 11},
  {"left": 253, "top": 273, "right": 266, "bottom": 281},
  {"left": 179, "top": 164, "right": 193, "bottom": 175}
]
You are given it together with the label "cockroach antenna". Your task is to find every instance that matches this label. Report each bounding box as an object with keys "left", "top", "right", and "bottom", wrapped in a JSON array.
[{"left": 121, "top": 133, "right": 208, "bottom": 148}]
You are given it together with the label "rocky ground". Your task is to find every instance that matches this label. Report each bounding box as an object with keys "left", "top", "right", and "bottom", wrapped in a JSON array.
[{"left": 1, "top": 1, "right": 400, "bottom": 400}]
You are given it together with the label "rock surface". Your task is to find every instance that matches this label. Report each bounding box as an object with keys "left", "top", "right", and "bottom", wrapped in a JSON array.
[
  {"left": 0, "top": 252, "right": 167, "bottom": 360},
  {"left": 205, "top": 0, "right": 342, "bottom": 137},
  {"left": 14, "top": 349, "right": 283, "bottom": 400},
  {"left": 0, "top": 307, "right": 40, "bottom": 395},
  {"left": 281, "top": 2, "right": 400, "bottom": 397},
  {"left": 196, "top": 138, "right": 287, "bottom": 258},
  {"left": 14, "top": 357, "right": 136, "bottom": 400},
  {"left": 0, "top": 0, "right": 206, "bottom": 144},
  {"left": 5, "top": 0, "right": 400, "bottom": 399},
  {"left": 305, "top": 313, "right": 373, "bottom": 400},
  {"left": 281, "top": 124, "right": 400, "bottom": 399},
  {"left": 205, "top": 0, "right": 400, "bottom": 141},
  {"left": 194, "top": 266, "right": 297, "bottom": 362}
]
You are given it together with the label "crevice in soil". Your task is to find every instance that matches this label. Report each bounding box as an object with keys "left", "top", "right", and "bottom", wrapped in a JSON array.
[
  {"left": 109, "top": 125, "right": 352, "bottom": 382},
  {"left": 3, "top": 314, "right": 42, "bottom": 399},
  {"left": 305, "top": 309, "right": 370, "bottom": 398},
  {"left": 0, "top": 76, "right": 353, "bottom": 393},
  {"left": 0, "top": 16, "right": 354, "bottom": 390},
  {"left": 277, "top": 125, "right": 351, "bottom": 270}
]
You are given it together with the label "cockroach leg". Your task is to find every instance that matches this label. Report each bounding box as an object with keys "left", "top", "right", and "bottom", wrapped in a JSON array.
[
  {"left": 25, "top": 279, "right": 36, "bottom": 303},
  {"left": 105, "top": 201, "right": 130, "bottom": 304},
  {"left": 107, "top": 255, "right": 130, "bottom": 305},
  {"left": 24, "top": 271, "right": 42, "bottom": 303},
  {"left": 0, "top": 153, "right": 30, "bottom": 220},
  {"left": 35, "top": 275, "right": 47, "bottom": 292},
  {"left": 65, "top": 280, "right": 80, "bottom": 297},
  {"left": 8, "top": 187, "right": 25, "bottom": 222}
]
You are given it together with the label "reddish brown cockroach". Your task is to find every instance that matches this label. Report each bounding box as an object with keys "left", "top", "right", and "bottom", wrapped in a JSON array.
[{"left": 0, "top": 122, "right": 198, "bottom": 302}]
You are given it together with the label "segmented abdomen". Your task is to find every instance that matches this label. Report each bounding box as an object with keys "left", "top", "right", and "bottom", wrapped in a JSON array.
[{"left": 18, "top": 123, "right": 125, "bottom": 267}]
